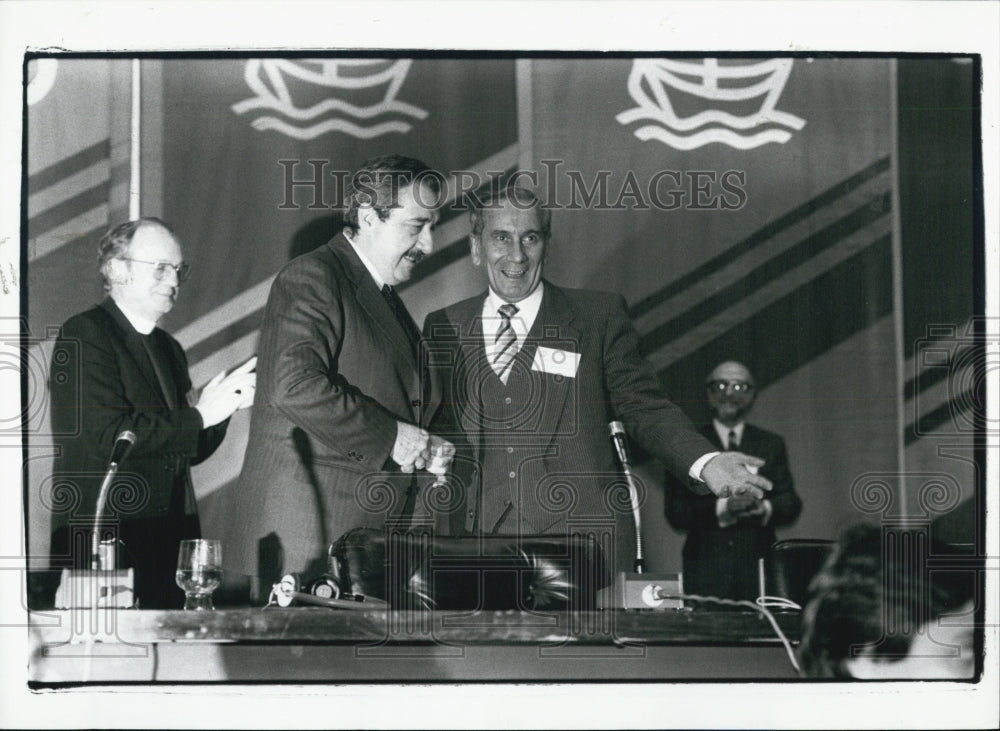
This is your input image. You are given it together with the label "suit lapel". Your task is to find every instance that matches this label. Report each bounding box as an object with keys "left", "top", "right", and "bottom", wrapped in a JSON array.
[
  {"left": 702, "top": 424, "right": 725, "bottom": 451},
  {"left": 738, "top": 424, "right": 762, "bottom": 456},
  {"left": 100, "top": 299, "right": 170, "bottom": 408},
  {"left": 330, "top": 236, "right": 421, "bottom": 409},
  {"left": 530, "top": 285, "right": 578, "bottom": 449},
  {"left": 452, "top": 295, "right": 488, "bottom": 456}
]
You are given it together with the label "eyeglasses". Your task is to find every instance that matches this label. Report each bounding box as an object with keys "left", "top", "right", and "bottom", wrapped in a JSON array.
[
  {"left": 120, "top": 257, "right": 191, "bottom": 283},
  {"left": 707, "top": 380, "right": 754, "bottom": 394}
]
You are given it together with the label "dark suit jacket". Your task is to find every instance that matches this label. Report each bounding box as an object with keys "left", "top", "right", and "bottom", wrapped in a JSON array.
[
  {"left": 665, "top": 423, "right": 802, "bottom": 601},
  {"left": 423, "top": 282, "right": 715, "bottom": 569},
  {"left": 47, "top": 298, "right": 227, "bottom": 607},
  {"left": 227, "top": 234, "right": 442, "bottom": 587}
]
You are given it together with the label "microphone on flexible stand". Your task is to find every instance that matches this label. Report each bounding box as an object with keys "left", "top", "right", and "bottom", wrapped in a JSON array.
[
  {"left": 609, "top": 421, "right": 644, "bottom": 574},
  {"left": 54, "top": 431, "right": 138, "bottom": 608},
  {"left": 90, "top": 431, "right": 136, "bottom": 570},
  {"left": 596, "top": 422, "right": 683, "bottom": 610}
]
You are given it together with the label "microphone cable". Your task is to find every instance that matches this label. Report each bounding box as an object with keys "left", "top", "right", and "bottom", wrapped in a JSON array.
[{"left": 656, "top": 589, "right": 802, "bottom": 675}]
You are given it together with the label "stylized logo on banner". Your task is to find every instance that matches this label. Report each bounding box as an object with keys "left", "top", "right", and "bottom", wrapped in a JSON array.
[
  {"left": 27, "top": 58, "right": 58, "bottom": 106},
  {"left": 616, "top": 58, "right": 806, "bottom": 150},
  {"left": 232, "top": 59, "right": 428, "bottom": 140}
]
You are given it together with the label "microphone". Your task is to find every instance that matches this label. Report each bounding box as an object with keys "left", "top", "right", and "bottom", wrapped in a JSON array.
[
  {"left": 91, "top": 430, "right": 138, "bottom": 570},
  {"left": 609, "top": 421, "right": 644, "bottom": 573},
  {"left": 609, "top": 421, "right": 631, "bottom": 468},
  {"left": 108, "top": 430, "right": 137, "bottom": 467}
]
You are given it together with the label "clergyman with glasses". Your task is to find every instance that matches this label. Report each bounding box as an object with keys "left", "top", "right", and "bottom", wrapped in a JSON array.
[
  {"left": 45, "top": 217, "right": 256, "bottom": 608},
  {"left": 664, "top": 360, "right": 802, "bottom": 602}
]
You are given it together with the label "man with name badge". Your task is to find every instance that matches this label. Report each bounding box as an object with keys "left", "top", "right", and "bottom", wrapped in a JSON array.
[{"left": 423, "top": 186, "right": 770, "bottom": 569}]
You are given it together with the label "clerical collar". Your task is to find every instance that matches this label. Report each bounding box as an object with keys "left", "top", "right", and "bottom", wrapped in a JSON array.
[
  {"left": 485, "top": 283, "right": 544, "bottom": 325},
  {"left": 713, "top": 419, "right": 745, "bottom": 448},
  {"left": 112, "top": 298, "right": 158, "bottom": 335},
  {"left": 345, "top": 232, "right": 386, "bottom": 290}
]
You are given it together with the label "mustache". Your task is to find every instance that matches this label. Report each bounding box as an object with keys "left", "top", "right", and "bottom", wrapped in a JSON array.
[{"left": 404, "top": 248, "right": 427, "bottom": 264}]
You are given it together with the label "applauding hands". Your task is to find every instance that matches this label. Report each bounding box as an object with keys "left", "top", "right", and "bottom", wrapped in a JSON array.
[{"left": 195, "top": 356, "right": 257, "bottom": 427}]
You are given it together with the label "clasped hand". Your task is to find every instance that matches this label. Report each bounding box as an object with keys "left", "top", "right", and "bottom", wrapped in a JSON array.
[
  {"left": 393, "top": 422, "right": 455, "bottom": 476},
  {"left": 725, "top": 493, "right": 767, "bottom": 521}
]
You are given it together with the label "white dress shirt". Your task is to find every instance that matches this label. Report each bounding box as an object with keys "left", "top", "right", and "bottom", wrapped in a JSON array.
[
  {"left": 480, "top": 283, "right": 544, "bottom": 384},
  {"left": 346, "top": 234, "right": 386, "bottom": 290}
]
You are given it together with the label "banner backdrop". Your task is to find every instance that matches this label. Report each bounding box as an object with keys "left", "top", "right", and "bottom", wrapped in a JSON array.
[
  {"left": 28, "top": 57, "right": 978, "bottom": 578},
  {"left": 526, "top": 58, "right": 897, "bottom": 549}
]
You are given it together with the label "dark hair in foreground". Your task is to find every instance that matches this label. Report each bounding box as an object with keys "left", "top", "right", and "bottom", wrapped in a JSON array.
[
  {"left": 469, "top": 185, "right": 552, "bottom": 240},
  {"left": 798, "top": 523, "right": 974, "bottom": 678},
  {"left": 342, "top": 154, "right": 440, "bottom": 235},
  {"left": 97, "top": 217, "right": 174, "bottom": 292}
]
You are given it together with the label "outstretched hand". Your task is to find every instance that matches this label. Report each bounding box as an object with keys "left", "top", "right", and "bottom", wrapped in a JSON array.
[{"left": 701, "top": 451, "right": 772, "bottom": 500}]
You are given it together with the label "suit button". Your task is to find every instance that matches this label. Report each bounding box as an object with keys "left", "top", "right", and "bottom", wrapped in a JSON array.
[
  {"left": 411, "top": 400, "right": 421, "bottom": 407},
  {"left": 504, "top": 397, "right": 512, "bottom": 405},
  {"left": 506, "top": 447, "right": 513, "bottom": 454},
  {"left": 508, "top": 471, "right": 516, "bottom": 479}
]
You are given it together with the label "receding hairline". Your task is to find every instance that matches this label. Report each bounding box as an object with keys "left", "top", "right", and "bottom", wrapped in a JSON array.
[
  {"left": 707, "top": 360, "right": 754, "bottom": 384},
  {"left": 470, "top": 187, "right": 551, "bottom": 238}
]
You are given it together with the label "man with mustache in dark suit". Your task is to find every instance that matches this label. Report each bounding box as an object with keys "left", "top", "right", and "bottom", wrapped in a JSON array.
[{"left": 227, "top": 155, "right": 454, "bottom": 599}]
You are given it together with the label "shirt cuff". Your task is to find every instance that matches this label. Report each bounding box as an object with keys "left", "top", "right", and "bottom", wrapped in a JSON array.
[
  {"left": 689, "top": 451, "right": 720, "bottom": 481},
  {"left": 716, "top": 497, "right": 737, "bottom": 528}
]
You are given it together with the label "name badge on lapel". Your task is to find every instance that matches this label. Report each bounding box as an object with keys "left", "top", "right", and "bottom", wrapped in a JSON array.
[{"left": 531, "top": 346, "right": 581, "bottom": 378}]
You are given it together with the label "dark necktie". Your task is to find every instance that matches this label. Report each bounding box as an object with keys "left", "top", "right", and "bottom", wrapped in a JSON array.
[
  {"left": 382, "top": 284, "right": 430, "bottom": 403},
  {"left": 727, "top": 429, "right": 739, "bottom": 451},
  {"left": 492, "top": 303, "right": 519, "bottom": 379},
  {"left": 382, "top": 285, "right": 420, "bottom": 351}
]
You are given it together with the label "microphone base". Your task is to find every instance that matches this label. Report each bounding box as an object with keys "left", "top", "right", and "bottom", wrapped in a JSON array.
[
  {"left": 596, "top": 571, "right": 684, "bottom": 610},
  {"left": 54, "top": 568, "right": 135, "bottom": 609}
]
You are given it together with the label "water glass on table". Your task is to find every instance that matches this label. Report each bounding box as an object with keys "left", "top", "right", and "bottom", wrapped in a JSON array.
[{"left": 175, "top": 539, "right": 222, "bottom": 610}]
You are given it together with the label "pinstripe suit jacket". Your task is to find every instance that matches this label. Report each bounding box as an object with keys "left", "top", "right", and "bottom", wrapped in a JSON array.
[
  {"left": 227, "top": 235, "right": 442, "bottom": 586},
  {"left": 424, "top": 282, "right": 714, "bottom": 566}
]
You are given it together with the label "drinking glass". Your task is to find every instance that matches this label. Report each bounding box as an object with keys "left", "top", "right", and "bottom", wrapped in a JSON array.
[
  {"left": 426, "top": 434, "right": 455, "bottom": 478},
  {"left": 175, "top": 539, "right": 222, "bottom": 610}
]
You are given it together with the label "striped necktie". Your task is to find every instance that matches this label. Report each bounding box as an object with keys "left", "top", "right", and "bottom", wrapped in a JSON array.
[{"left": 492, "top": 303, "right": 519, "bottom": 379}]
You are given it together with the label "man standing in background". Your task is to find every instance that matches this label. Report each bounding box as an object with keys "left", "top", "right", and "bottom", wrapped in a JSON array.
[
  {"left": 665, "top": 360, "right": 802, "bottom": 602},
  {"left": 47, "top": 218, "right": 255, "bottom": 608}
]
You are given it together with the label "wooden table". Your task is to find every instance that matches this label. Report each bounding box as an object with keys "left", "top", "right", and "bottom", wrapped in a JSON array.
[{"left": 28, "top": 607, "right": 801, "bottom": 684}]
